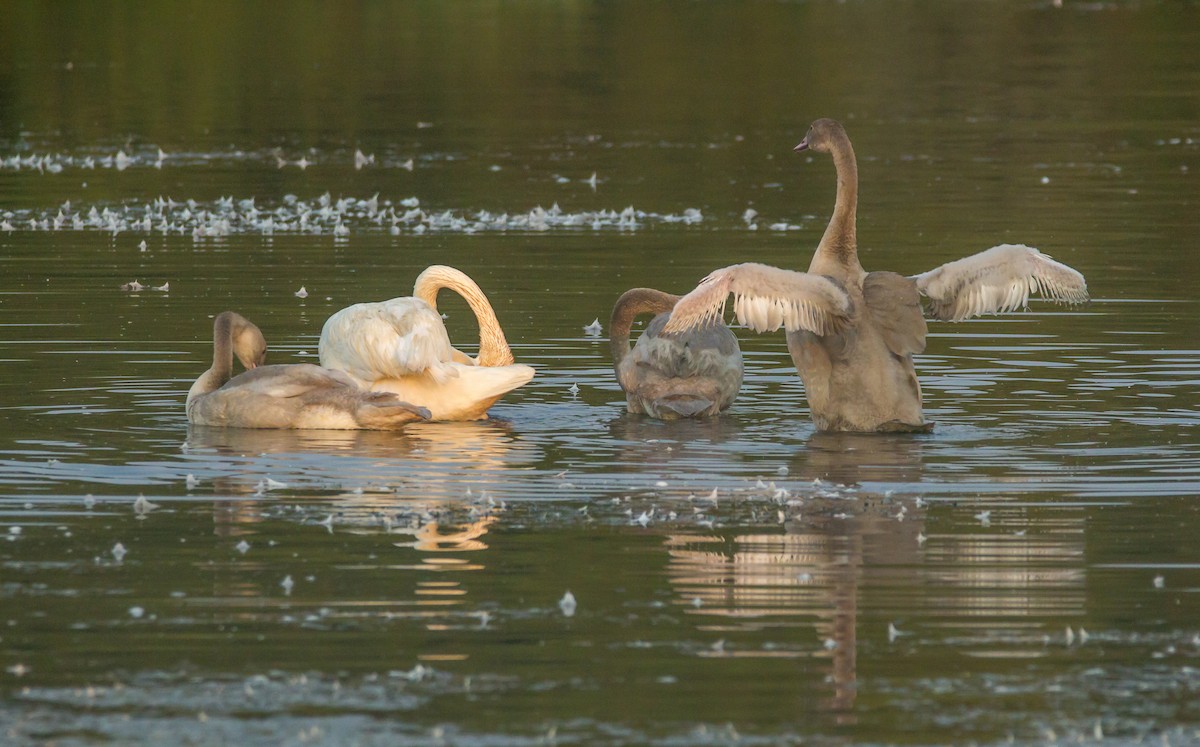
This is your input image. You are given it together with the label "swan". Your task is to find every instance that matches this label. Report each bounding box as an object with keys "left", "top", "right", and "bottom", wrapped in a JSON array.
[
  {"left": 664, "top": 118, "right": 1089, "bottom": 432},
  {"left": 187, "top": 311, "right": 431, "bottom": 429},
  {"left": 318, "top": 265, "right": 535, "bottom": 421},
  {"left": 610, "top": 287, "right": 743, "bottom": 419}
]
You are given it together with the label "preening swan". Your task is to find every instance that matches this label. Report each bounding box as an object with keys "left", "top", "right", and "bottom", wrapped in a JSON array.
[
  {"left": 187, "top": 312, "right": 431, "bottom": 429},
  {"left": 610, "top": 288, "right": 743, "bottom": 419},
  {"left": 665, "top": 118, "right": 1088, "bottom": 432},
  {"left": 319, "top": 265, "right": 535, "bottom": 421}
]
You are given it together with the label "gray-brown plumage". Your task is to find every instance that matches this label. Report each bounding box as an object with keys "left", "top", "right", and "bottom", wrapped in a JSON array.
[
  {"left": 187, "top": 311, "right": 431, "bottom": 429},
  {"left": 665, "top": 118, "right": 1088, "bottom": 432},
  {"left": 610, "top": 288, "right": 743, "bottom": 419}
]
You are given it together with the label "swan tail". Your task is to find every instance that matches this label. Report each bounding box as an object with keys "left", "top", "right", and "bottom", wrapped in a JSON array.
[
  {"left": 651, "top": 395, "right": 717, "bottom": 419},
  {"left": 912, "top": 244, "right": 1089, "bottom": 321},
  {"left": 354, "top": 398, "right": 432, "bottom": 430}
]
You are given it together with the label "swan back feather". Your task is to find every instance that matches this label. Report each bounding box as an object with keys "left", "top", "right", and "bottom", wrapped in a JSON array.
[{"left": 319, "top": 298, "right": 459, "bottom": 384}]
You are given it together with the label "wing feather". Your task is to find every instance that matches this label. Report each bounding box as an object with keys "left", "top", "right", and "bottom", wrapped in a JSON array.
[
  {"left": 318, "top": 298, "right": 459, "bottom": 382},
  {"left": 662, "top": 263, "right": 852, "bottom": 337},
  {"left": 912, "top": 244, "right": 1088, "bottom": 322}
]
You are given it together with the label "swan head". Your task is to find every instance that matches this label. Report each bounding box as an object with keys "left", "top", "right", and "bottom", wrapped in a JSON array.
[
  {"left": 794, "top": 118, "right": 847, "bottom": 155},
  {"left": 231, "top": 315, "right": 267, "bottom": 369}
]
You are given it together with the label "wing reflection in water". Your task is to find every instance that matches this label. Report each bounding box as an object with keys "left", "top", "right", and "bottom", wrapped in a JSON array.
[{"left": 663, "top": 493, "right": 1086, "bottom": 721}]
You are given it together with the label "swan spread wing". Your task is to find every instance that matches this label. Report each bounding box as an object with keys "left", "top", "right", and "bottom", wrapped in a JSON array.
[
  {"left": 319, "top": 298, "right": 459, "bottom": 382},
  {"left": 912, "top": 244, "right": 1089, "bottom": 322},
  {"left": 662, "top": 263, "right": 852, "bottom": 336}
]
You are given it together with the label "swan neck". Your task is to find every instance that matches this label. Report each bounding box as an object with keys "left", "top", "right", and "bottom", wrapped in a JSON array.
[
  {"left": 187, "top": 312, "right": 236, "bottom": 406},
  {"left": 811, "top": 135, "right": 861, "bottom": 275},
  {"left": 415, "top": 267, "right": 515, "bottom": 367},
  {"left": 609, "top": 288, "right": 679, "bottom": 378}
]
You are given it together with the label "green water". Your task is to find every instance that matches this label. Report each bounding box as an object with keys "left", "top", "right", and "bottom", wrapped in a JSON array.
[{"left": 2, "top": 1, "right": 1200, "bottom": 744}]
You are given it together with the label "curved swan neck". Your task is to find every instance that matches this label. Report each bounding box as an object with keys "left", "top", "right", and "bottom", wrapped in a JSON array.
[
  {"left": 188, "top": 311, "right": 238, "bottom": 406},
  {"left": 609, "top": 288, "right": 679, "bottom": 374},
  {"left": 414, "top": 265, "right": 515, "bottom": 367},
  {"left": 810, "top": 128, "right": 861, "bottom": 277}
]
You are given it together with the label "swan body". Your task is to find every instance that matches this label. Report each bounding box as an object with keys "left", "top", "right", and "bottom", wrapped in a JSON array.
[
  {"left": 665, "top": 118, "right": 1089, "bottom": 432},
  {"left": 319, "top": 266, "right": 534, "bottom": 421},
  {"left": 610, "top": 288, "right": 743, "bottom": 419},
  {"left": 187, "top": 312, "right": 431, "bottom": 429}
]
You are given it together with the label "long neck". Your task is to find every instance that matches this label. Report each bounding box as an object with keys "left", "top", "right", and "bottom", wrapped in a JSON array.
[
  {"left": 809, "top": 133, "right": 862, "bottom": 278},
  {"left": 414, "top": 266, "right": 515, "bottom": 367},
  {"left": 187, "top": 312, "right": 236, "bottom": 406},
  {"left": 609, "top": 288, "right": 679, "bottom": 379}
]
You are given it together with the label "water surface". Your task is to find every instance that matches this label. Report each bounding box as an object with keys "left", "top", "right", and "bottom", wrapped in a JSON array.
[{"left": 2, "top": 2, "right": 1200, "bottom": 745}]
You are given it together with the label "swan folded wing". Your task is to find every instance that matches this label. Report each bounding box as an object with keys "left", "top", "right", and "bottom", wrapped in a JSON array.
[
  {"left": 319, "top": 299, "right": 459, "bottom": 383},
  {"left": 224, "top": 364, "right": 360, "bottom": 399},
  {"left": 912, "top": 244, "right": 1089, "bottom": 322},
  {"left": 662, "top": 263, "right": 852, "bottom": 336},
  {"left": 863, "top": 272, "right": 927, "bottom": 356}
]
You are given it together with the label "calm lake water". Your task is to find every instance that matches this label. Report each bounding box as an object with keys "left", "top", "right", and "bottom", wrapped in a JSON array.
[{"left": 2, "top": 1, "right": 1200, "bottom": 744}]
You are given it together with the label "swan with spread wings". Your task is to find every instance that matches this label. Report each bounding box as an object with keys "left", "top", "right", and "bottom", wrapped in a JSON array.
[{"left": 664, "top": 119, "right": 1088, "bottom": 432}]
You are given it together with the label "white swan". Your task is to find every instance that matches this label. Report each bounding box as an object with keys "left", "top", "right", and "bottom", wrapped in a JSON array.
[
  {"left": 610, "top": 287, "right": 742, "bottom": 419},
  {"left": 187, "top": 311, "right": 430, "bottom": 429},
  {"left": 318, "top": 265, "right": 535, "bottom": 421},
  {"left": 664, "top": 118, "right": 1089, "bottom": 432}
]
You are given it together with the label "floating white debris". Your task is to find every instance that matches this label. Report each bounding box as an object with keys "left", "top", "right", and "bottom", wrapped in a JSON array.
[
  {"left": 281, "top": 575, "right": 295, "bottom": 595},
  {"left": 583, "top": 318, "right": 602, "bottom": 336},
  {"left": 294, "top": 286, "right": 308, "bottom": 298},
  {"left": 235, "top": 540, "right": 251, "bottom": 554},
  {"left": 559, "top": 590, "right": 577, "bottom": 617},
  {"left": 112, "top": 542, "right": 127, "bottom": 562},
  {"left": 133, "top": 495, "right": 159, "bottom": 517}
]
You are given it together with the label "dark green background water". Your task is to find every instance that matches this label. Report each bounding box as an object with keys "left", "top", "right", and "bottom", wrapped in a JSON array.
[{"left": 2, "top": 1, "right": 1199, "bottom": 744}]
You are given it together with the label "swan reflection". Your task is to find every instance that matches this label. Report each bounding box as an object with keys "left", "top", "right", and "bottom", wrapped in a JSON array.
[
  {"left": 663, "top": 494, "right": 1086, "bottom": 719},
  {"left": 791, "top": 430, "right": 930, "bottom": 487},
  {"left": 185, "top": 418, "right": 539, "bottom": 498}
]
